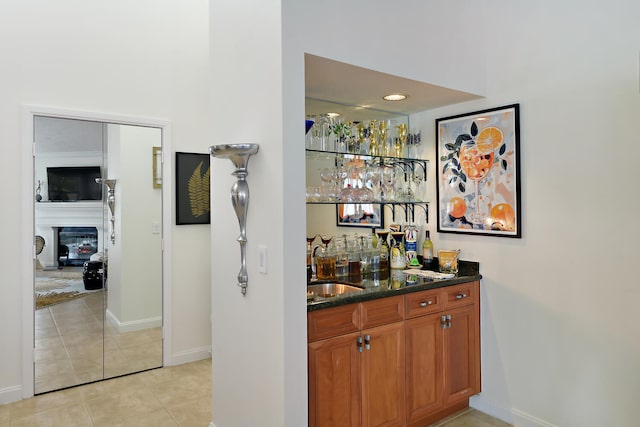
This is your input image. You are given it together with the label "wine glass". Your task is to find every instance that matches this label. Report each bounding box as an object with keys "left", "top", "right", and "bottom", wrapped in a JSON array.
[
  {"left": 395, "top": 123, "right": 408, "bottom": 157},
  {"left": 319, "top": 235, "right": 333, "bottom": 255},
  {"left": 368, "top": 166, "right": 383, "bottom": 202},
  {"left": 459, "top": 139, "right": 494, "bottom": 224},
  {"left": 354, "top": 168, "right": 374, "bottom": 202},
  {"left": 412, "top": 164, "right": 424, "bottom": 202},
  {"left": 381, "top": 165, "right": 396, "bottom": 202}
]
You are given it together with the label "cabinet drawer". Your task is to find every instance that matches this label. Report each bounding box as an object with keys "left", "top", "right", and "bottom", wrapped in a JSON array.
[
  {"left": 443, "top": 282, "right": 477, "bottom": 309},
  {"left": 405, "top": 289, "right": 443, "bottom": 318},
  {"left": 308, "top": 304, "right": 360, "bottom": 342},
  {"left": 361, "top": 296, "right": 405, "bottom": 329}
]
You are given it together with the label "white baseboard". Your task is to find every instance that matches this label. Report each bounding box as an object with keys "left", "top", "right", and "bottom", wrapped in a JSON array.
[
  {"left": 105, "top": 308, "right": 162, "bottom": 333},
  {"left": 471, "top": 395, "right": 558, "bottom": 427},
  {"left": 0, "top": 385, "right": 23, "bottom": 405},
  {"left": 470, "top": 395, "right": 514, "bottom": 425},
  {"left": 512, "top": 408, "right": 558, "bottom": 427},
  {"left": 168, "top": 346, "right": 212, "bottom": 366}
]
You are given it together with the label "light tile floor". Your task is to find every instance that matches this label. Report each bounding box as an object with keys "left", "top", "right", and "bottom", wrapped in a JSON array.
[
  {"left": 1, "top": 359, "right": 212, "bottom": 427},
  {"left": 2, "top": 357, "right": 512, "bottom": 426},
  {"left": 35, "top": 282, "right": 162, "bottom": 393}
]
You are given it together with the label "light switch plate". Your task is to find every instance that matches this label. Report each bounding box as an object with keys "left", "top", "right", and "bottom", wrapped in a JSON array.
[
  {"left": 152, "top": 222, "right": 161, "bottom": 234},
  {"left": 258, "top": 245, "right": 267, "bottom": 274}
]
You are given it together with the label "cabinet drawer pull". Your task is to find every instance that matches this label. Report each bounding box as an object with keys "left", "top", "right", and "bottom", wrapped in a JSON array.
[
  {"left": 364, "top": 334, "right": 371, "bottom": 350},
  {"left": 357, "top": 336, "right": 363, "bottom": 353},
  {"left": 419, "top": 300, "right": 433, "bottom": 307},
  {"left": 456, "top": 293, "right": 467, "bottom": 300}
]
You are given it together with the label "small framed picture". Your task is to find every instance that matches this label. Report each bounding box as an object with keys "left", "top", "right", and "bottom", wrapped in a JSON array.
[
  {"left": 336, "top": 203, "right": 383, "bottom": 228},
  {"left": 175, "top": 152, "right": 210, "bottom": 225},
  {"left": 436, "top": 104, "right": 521, "bottom": 237}
]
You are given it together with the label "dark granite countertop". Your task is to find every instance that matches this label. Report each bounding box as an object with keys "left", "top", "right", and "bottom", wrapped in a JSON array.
[{"left": 307, "top": 260, "right": 481, "bottom": 312}]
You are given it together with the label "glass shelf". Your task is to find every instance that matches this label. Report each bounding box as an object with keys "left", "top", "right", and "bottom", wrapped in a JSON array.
[
  {"left": 306, "top": 200, "right": 429, "bottom": 224},
  {"left": 306, "top": 201, "right": 429, "bottom": 205},
  {"left": 305, "top": 148, "right": 428, "bottom": 164}
]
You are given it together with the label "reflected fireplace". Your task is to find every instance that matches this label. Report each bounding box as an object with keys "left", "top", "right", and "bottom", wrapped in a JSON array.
[{"left": 57, "top": 226, "right": 98, "bottom": 266}]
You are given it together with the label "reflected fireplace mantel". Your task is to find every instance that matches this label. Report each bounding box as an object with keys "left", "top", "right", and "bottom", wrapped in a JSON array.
[
  {"left": 35, "top": 201, "right": 104, "bottom": 228},
  {"left": 35, "top": 201, "right": 105, "bottom": 268}
]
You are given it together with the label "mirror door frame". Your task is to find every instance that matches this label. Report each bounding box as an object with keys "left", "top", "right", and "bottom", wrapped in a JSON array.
[{"left": 21, "top": 105, "right": 173, "bottom": 398}]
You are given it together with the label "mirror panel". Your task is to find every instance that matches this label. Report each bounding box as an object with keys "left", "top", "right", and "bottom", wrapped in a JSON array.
[{"left": 33, "top": 117, "right": 162, "bottom": 394}]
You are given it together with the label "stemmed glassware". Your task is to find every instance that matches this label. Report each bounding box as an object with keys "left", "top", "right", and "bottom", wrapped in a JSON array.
[
  {"left": 378, "top": 121, "right": 389, "bottom": 156},
  {"left": 459, "top": 139, "right": 494, "bottom": 224},
  {"left": 354, "top": 168, "right": 374, "bottom": 202},
  {"left": 395, "top": 123, "right": 408, "bottom": 157},
  {"left": 380, "top": 165, "right": 396, "bottom": 202},
  {"left": 411, "top": 164, "right": 424, "bottom": 202}
]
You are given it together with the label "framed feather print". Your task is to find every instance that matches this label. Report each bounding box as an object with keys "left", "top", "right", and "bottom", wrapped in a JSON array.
[{"left": 176, "top": 152, "right": 211, "bottom": 225}]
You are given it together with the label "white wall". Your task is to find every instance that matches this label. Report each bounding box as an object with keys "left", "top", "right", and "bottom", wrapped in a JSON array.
[
  {"left": 209, "top": 0, "right": 290, "bottom": 425},
  {"left": 0, "top": 0, "right": 211, "bottom": 403},
  {"left": 220, "top": 0, "right": 639, "bottom": 426},
  {"left": 105, "top": 124, "right": 162, "bottom": 332},
  {"left": 208, "top": 0, "right": 487, "bottom": 426},
  {"left": 417, "top": 2, "right": 640, "bottom": 426}
]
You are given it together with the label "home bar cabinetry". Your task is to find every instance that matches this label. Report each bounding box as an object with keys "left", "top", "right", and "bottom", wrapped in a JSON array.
[{"left": 307, "top": 281, "right": 481, "bottom": 427}]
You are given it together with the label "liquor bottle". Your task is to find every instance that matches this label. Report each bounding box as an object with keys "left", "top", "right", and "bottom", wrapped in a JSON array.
[{"left": 422, "top": 230, "right": 434, "bottom": 268}]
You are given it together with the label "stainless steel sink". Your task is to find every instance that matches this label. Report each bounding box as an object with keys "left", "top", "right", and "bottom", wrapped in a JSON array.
[{"left": 307, "top": 282, "right": 364, "bottom": 299}]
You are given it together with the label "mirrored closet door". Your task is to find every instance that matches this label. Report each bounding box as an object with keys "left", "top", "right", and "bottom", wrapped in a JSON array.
[{"left": 33, "top": 116, "right": 163, "bottom": 394}]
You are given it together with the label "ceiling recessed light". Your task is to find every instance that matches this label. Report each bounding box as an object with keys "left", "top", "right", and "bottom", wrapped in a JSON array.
[
  {"left": 383, "top": 93, "right": 407, "bottom": 101},
  {"left": 326, "top": 112, "right": 340, "bottom": 117}
]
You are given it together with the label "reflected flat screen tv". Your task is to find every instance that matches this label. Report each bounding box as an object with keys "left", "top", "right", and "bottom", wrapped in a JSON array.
[{"left": 47, "top": 166, "right": 103, "bottom": 201}]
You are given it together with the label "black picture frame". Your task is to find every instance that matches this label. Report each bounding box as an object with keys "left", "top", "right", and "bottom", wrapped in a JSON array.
[
  {"left": 436, "top": 104, "right": 521, "bottom": 237},
  {"left": 176, "top": 152, "right": 211, "bottom": 225}
]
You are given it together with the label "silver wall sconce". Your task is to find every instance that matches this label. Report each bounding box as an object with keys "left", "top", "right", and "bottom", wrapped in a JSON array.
[
  {"left": 209, "top": 143, "right": 260, "bottom": 296},
  {"left": 96, "top": 178, "right": 117, "bottom": 244},
  {"left": 152, "top": 146, "right": 162, "bottom": 188}
]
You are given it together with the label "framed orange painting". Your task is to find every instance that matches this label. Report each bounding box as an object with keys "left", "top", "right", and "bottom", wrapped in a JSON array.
[{"left": 436, "top": 104, "right": 521, "bottom": 238}]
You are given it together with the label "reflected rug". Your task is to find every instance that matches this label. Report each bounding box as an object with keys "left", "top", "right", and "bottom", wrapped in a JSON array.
[{"left": 35, "top": 272, "right": 99, "bottom": 310}]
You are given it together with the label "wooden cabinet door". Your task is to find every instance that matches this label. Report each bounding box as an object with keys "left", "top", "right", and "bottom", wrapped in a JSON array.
[
  {"left": 405, "top": 312, "right": 444, "bottom": 424},
  {"left": 308, "top": 331, "right": 362, "bottom": 427},
  {"left": 443, "top": 304, "right": 478, "bottom": 407},
  {"left": 361, "top": 322, "right": 405, "bottom": 427}
]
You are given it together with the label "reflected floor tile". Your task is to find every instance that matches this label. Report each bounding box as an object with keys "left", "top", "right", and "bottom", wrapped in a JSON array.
[
  {"left": 35, "top": 347, "right": 68, "bottom": 363},
  {"left": 35, "top": 336, "right": 66, "bottom": 352},
  {"left": 35, "top": 375, "right": 78, "bottom": 395},
  {"left": 35, "top": 359, "right": 75, "bottom": 377},
  {"left": 35, "top": 325, "right": 59, "bottom": 339},
  {"left": 61, "top": 334, "right": 103, "bottom": 348}
]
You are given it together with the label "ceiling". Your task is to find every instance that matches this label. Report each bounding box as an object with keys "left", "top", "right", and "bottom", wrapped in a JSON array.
[
  {"left": 34, "top": 116, "right": 104, "bottom": 153},
  {"left": 305, "top": 54, "right": 482, "bottom": 119}
]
